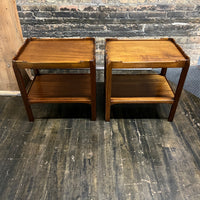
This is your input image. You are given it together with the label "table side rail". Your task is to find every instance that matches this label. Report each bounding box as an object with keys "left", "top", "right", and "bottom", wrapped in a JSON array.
[
  {"left": 13, "top": 38, "right": 30, "bottom": 61},
  {"left": 108, "top": 61, "right": 187, "bottom": 69},
  {"left": 13, "top": 61, "right": 93, "bottom": 69},
  {"left": 105, "top": 38, "right": 171, "bottom": 42},
  {"left": 111, "top": 97, "right": 174, "bottom": 104},
  {"left": 168, "top": 38, "right": 190, "bottom": 60},
  {"left": 28, "top": 97, "right": 92, "bottom": 104},
  {"left": 29, "top": 37, "right": 95, "bottom": 42}
]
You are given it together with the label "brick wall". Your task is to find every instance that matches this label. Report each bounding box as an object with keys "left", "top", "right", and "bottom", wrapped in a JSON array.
[{"left": 16, "top": 0, "right": 200, "bottom": 66}]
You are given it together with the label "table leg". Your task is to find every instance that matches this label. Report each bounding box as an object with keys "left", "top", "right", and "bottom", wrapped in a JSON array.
[
  {"left": 33, "top": 69, "right": 40, "bottom": 75},
  {"left": 105, "top": 62, "right": 112, "bottom": 121},
  {"left": 13, "top": 63, "right": 34, "bottom": 121},
  {"left": 160, "top": 68, "right": 167, "bottom": 76},
  {"left": 90, "top": 61, "right": 96, "bottom": 121},
  {"left": 168, "top": 63, "right": 190, "bottom": 121}
]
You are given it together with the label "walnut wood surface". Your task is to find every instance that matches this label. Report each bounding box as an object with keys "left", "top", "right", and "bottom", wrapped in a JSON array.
[
  {"left": 105, "top": 38, "right": 190, "bottom": 121},
  {"left": 111, "top": 74, "right": 174, "bottom": 104},
  {"left": 15, "top": 38, "right": 94, "bottom": 64},
  {"left": 13, "top": 38, "right": 96, "bottom": 121},
  {"left": 106, "top": 39, "right": 187, "bottom": 68},
  {"left": 28, "top": 74, "right": 91, "bottom": 103}
]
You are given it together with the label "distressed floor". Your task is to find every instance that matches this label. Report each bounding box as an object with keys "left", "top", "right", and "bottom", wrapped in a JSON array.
[{"left": 0, "top": 82, "right": 200, "bottom": 200}]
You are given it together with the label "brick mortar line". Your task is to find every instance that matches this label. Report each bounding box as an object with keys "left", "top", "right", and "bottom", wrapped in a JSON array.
[{"left": 16, "top": 3, "right": 199, "bottom": 8}]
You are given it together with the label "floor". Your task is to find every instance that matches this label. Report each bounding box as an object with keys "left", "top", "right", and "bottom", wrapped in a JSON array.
[{"left": 0, "top": 82, "right": 200, "bottom": 200}]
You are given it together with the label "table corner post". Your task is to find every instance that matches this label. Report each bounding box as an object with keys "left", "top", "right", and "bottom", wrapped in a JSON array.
[
  {"left": 12, "top": 62, "right": 34, "bottom": 122},
  {"left": 168, "top": 60, "right": 190, "bottom": 121},
  {"left": 90, "top": 60, "right": 96, "bottom": 121},
  {"left": 105, "top": 61, "right": 112, "bottom": 122}
]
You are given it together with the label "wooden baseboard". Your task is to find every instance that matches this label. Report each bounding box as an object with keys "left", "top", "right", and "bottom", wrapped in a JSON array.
[{"left": 0, "top": 91, "right": 20, "bottom": 96}]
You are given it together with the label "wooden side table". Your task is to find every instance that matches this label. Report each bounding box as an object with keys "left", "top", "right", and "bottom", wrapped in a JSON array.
[
  {"left": 105, "top": 38, "right": 190, "bottom": 121},
  {"left": 13, "top": 38, "right": 96, "bottom": 121}
]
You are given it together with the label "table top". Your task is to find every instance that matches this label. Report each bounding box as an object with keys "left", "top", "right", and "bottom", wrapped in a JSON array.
[
  {"left": 14, "top": 38, "right": 95, "bottom": 64},
  {"left": 106, "top": 38, "right": 188, "bottom": 67}
]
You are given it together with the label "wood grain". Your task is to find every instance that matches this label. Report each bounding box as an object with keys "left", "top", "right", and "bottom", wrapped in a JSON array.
[
  {"left": 13, "top": 38, "right": 96, "bottom": 121},
  {"left": 28, "top": 74, "right": 91, "bottom": 103},
  {"left": 111, "top": 74, "right": 174, "bottom": 104},
  {"left": 105, "top": 38, "right": 189, "bottom": 121},
  {"left": 106, "top": 39, "right": 186, "bottom": 63},
  {"left": 16, "top": 38, "right": 94, "bottom": 64},
  {"left": 0, "top": 82, "right": 200, "bottom": 200},
  {"left": 0, "top": 0, "right": 23, "bottom": 91},
  {"left": 106, "top": 39, "right": 188, "bottom": 68}
]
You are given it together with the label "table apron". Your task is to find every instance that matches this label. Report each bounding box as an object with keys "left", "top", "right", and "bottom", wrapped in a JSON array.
[
  {"left": 109, "top": 61, "right": 187, "bottom": 69},
  {"left": 15, "top": 62, "right": 92, "bottom": 69}
]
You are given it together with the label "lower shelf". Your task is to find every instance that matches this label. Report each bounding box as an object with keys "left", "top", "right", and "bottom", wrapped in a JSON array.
[
  {"left": 111, "top": 74, "right": 175, "bottom": 104},
  {"left": 28, "top": 74, "right": 91, "bottom": 103}
]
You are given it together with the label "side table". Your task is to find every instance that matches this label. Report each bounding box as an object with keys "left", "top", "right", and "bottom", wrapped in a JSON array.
[
  {"left": 13, "top": 38, "right": 96, "bottom": 121},
  {"left": 105, "top": 38, "right": 190, "bottom": 121}
]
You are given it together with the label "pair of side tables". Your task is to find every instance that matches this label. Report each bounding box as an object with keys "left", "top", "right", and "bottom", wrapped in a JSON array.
[{"left": 13, "top": 37, "right": 190, "bottom": 122}]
